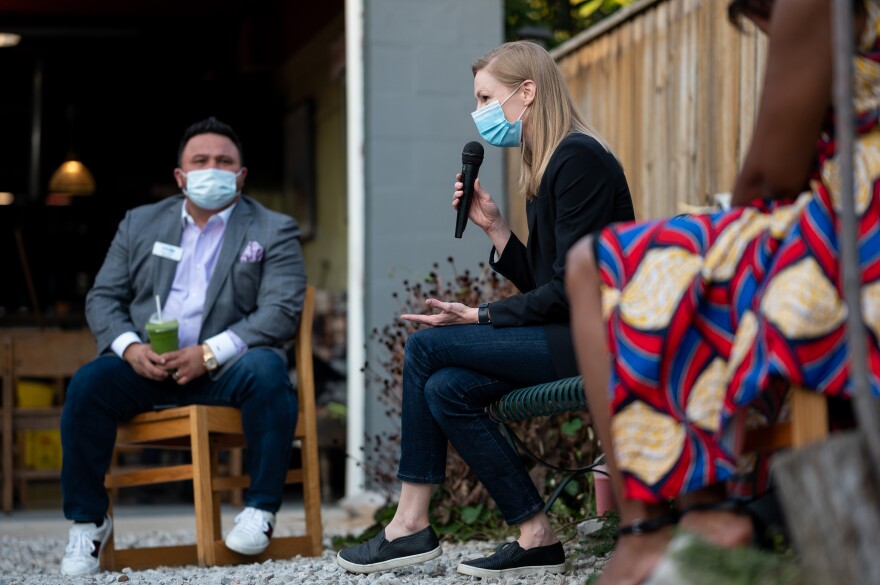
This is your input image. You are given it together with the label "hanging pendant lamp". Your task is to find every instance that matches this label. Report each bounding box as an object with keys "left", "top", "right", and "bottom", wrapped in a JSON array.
[
  {"left": 48, "top": 158, "right": 96, "bottom": 196},
  {"left": 48, "top": 104, "right": 95, "bottom": 197}
]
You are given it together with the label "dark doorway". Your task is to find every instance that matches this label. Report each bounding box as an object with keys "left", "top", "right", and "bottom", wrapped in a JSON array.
[{"left": 0, "top": 0, "right": 341, "bottom": 326}]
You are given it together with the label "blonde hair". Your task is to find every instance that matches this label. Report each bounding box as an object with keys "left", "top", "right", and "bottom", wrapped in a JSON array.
[{"left": 472, "top": 41, "right": 612, "bottom": 200}]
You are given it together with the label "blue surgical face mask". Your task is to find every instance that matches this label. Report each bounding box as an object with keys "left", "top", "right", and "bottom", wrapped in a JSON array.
[
  {"left": 181, "top": 168, "right": 242, "bottom": 210},
  {"left": 471, "top": 82, "right": 528, "bottom": 148}
]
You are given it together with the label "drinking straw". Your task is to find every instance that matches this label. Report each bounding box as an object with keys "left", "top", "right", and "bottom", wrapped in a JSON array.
[{"left": 155, "top": 295, "right": 163, "bottom": 322}]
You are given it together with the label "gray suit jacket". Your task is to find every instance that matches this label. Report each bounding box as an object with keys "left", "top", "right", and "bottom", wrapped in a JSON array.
[{"left": 86, "top": 194, "right": 307, "bottom": 375}]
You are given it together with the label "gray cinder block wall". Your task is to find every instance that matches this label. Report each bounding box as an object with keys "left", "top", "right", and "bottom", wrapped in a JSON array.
[{"left": 361, "top": 0, "right": 505, "bottom": 487}]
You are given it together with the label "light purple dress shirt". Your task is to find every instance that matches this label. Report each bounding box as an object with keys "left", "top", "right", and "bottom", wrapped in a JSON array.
[{"left": 110, "top": 202, "right": 247, "bottom": 365}]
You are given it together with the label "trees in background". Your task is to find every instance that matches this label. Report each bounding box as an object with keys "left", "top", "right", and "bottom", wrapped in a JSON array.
[{"left": 506, "top": 0, "right": 635, "bottom": 48}]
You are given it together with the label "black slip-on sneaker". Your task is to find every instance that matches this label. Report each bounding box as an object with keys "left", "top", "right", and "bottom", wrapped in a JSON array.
[
  {"left": 336, "top": 526, "right": 442, "bottom": 574},
  {"left": 456, "top": 540, "right": 566, "bottom": 578}
]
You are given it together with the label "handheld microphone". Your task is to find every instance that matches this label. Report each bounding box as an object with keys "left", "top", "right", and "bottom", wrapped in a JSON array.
[{"left": 455, "top": 141, "right": 485, "bottom": 238}]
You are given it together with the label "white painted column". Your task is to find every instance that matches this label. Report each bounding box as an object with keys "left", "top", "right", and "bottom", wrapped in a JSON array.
[{"left": 344, "top": 0, "right": 366, "bottom": 497}]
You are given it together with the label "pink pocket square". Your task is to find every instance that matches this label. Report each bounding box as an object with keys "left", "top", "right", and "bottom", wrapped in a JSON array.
[{"left": 240, "top": 241, "right": 264, "bottom": 263}]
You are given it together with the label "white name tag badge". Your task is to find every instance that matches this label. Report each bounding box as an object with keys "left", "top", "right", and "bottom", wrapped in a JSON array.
[{"left": 152, "top": 242, "right": 183, "bottom": 262}]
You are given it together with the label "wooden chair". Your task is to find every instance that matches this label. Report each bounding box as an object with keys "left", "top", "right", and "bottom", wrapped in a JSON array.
[
  {"left": 102, "top": 285, "right": 323, "bottom": 570},
  {"left": 742, "top": 386, "right": 829, "bottom": 452},
  {"left": 0, "top": 328, "right": 97, "bottom": 514}
]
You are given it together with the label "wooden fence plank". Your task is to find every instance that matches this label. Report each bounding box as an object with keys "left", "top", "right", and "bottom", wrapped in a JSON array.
[{"left": 529, "top": 0, "right": 765, "bottom": 222}]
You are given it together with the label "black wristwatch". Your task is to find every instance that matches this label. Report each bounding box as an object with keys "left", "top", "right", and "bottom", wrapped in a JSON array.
[{"left": 477, "top": 302, "right": 491, "bottom": 325}]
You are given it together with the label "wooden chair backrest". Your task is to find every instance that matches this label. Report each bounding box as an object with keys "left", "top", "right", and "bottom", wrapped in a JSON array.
[{"left": 293, "top": 286, "right": 315, "bottom": 404}]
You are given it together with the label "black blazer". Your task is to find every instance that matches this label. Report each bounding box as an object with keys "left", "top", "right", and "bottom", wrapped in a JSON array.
[{"left": 488, "top": 133, "right": 635, "bottom": 377}]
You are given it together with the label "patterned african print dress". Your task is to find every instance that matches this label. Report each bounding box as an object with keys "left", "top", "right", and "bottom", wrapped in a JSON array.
[{"left": 595, "top": 2, "right": 880, "bottom": 503}]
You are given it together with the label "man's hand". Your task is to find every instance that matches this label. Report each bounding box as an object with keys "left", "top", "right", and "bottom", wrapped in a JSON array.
[
  {"left": 123, "top": 343, "right": 171, "bottom": 381},
  {"left": 401, "top": 298, "right": 479, "bottom": 327},
  {"left": 162, "top": 345, "right": 209, "bottom": 386}
]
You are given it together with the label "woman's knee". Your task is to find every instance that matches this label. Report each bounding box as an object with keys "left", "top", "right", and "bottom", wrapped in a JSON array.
[
  {"left": 422, "top": 371, "right": 446, "bottom": 405},
  {"left": 404, "top": 328, "right": 432, "bottom": 364},
  {"left": 423, "top": 368, "right": 472, "bottom": 410}
]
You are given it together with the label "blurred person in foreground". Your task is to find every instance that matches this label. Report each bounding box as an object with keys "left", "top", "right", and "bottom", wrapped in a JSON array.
[{"left": 565, "top": 0, "right": 880, "bottom": 582}]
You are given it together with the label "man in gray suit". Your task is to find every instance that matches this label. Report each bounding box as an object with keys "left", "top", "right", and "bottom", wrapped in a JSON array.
[{"left": 59, "top": 117, "right": 307, "bottom": 576}]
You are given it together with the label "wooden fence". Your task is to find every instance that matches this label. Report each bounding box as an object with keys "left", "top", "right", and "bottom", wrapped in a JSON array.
[{"left": 505, "top": 0, "right": 768, "bottom": 233}]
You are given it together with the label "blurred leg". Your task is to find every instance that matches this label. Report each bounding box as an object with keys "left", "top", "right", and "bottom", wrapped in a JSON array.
[{"left": 566, "top": 237, "right": 674, "bottom": 585}]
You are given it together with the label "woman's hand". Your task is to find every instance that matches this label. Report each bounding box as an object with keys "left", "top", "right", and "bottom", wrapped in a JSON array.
[
  {"left": 453, "top": 174, "right": 504, "bottom": 232},
  {"left": 453, "top": 174, "right": 512, "bottom": 252},
  {"left": 401, "top": 298, "right": 478, "bottom": 327}
]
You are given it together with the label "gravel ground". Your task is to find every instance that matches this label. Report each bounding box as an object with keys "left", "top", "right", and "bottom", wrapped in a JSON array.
[{"left": 0, "top": 523, "right": 609, "bottom": 584}]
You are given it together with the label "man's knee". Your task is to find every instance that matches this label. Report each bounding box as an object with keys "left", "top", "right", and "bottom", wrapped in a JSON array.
[
  {"left": 234, "top": 348, "right": 291, "bottom": 392},
  {"left": 233, "top": 350, "right": 297, "bottom": 433},
  {"left": 65, "top": 356, "right": 126, "bottom": 409}
]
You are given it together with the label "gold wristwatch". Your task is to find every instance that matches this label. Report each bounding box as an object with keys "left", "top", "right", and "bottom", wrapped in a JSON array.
[{"left": 202, "top": 343, "right": 219, "bottom": 372}]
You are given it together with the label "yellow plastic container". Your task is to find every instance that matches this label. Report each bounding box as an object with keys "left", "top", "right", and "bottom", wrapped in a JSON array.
[
  {"left": 28, "top": 431, "right": 63, "bottom": 469},
  {"left": 16, "top": 379, "right": 63, "bottom": 470},
  {"left": 16, "top": 379, "right": 55, "bottom": 408}
]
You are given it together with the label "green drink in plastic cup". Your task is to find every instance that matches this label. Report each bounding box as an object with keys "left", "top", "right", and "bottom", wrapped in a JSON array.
[{"left": 146, "top": 314, "right": 179, "bottom": 355}]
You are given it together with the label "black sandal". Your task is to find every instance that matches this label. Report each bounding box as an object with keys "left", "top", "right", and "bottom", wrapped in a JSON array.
[
  {"left": 616, "top": 511, "right": 680, "bottom": 537},
  {"left": 677, "top": 498, "right": 749, "bottom": 516},
  {"left": 677, "top": 498, "right": 776, "bottom": 549}
]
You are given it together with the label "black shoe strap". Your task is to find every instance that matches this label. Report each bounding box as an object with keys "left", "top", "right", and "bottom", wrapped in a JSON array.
[{"left": 617, "top": 512, "right": 680, "bottom": 536}]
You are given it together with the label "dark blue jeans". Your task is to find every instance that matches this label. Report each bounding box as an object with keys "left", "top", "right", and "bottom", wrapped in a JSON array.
[
  {"left": 61, "top": 348, "right": 297, "bottom": 522},
  {"left": 397, "top": 324, "right": 559, "bottom": 525}
]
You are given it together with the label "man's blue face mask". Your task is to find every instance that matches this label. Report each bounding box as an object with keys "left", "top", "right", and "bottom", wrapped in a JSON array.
[
  {"left": 471, "top": 82, "right": 528, "bottom": 148},
  {"left": 182, "top": 168, "right": 242, "bottom": 210}
]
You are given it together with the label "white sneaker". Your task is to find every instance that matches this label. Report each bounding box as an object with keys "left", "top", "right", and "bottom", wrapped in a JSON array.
[
  {"left": 225, "top": 507, "right": 276, "bottom": 555},
  {"left": 60, "top": 515, "right": 113, "bottom": 576}
]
